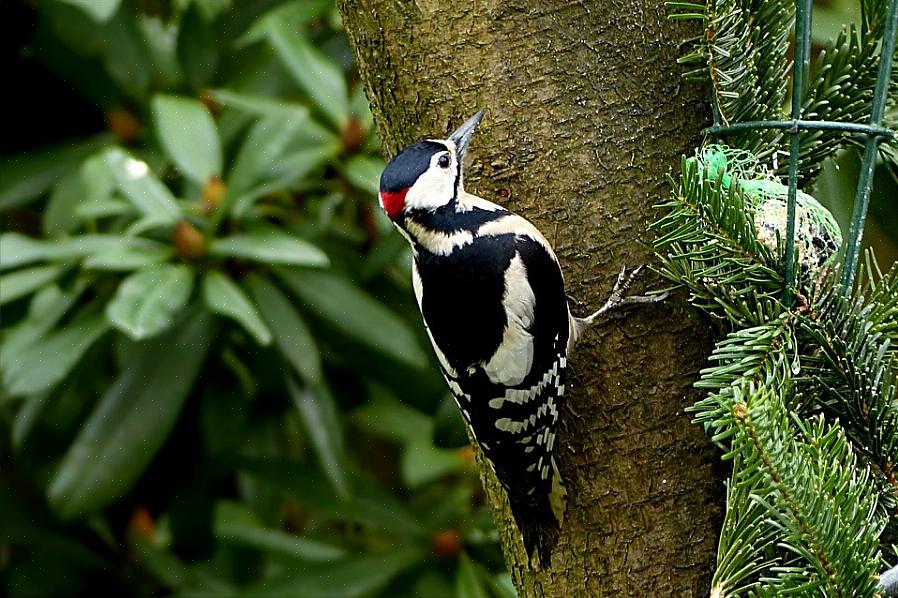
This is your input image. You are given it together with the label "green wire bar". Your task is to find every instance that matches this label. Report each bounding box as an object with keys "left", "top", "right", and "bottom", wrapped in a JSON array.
[
  {"left": 706, "top": 120, "right": 896, "bottom": 139},
  {"left": 707, "top": 0, "right": 898, "bottom": 302},
  {"left": 783, "top": 0, "right": 813, "bottom": 305},
  {"left": 841, "top": 0, "right": 898, "bottom": 294}
]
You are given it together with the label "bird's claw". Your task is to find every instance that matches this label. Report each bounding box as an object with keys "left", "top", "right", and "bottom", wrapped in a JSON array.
[{"left": 582, "top": 264, "right": 666, "bottom": 324}]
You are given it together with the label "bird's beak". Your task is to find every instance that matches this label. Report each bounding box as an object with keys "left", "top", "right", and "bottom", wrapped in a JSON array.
[{"left": 449, "top": 110, "right": 484, "bottom": 162}]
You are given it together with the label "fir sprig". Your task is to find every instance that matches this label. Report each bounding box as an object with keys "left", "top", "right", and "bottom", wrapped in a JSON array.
[
  {"left": 798, "top": 262, "right": 898, "bottom": 487},
  {"left": 668, "top": 0, "right": 897, "bottom": 181},
  {"left": 730, "top": 385, "right": 884, "bottom": 596},
  {"left": 650, "top": 157, "right": 784, "bottom": 329}
]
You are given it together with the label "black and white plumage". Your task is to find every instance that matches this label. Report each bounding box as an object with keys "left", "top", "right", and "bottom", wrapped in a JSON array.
[{"left": 378, "top": 111, "right": 662, "bottom": 567}]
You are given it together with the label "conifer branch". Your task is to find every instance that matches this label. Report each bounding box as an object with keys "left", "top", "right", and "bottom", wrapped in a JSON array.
[
  {"left": 732, "top": 385, "right": 885, "bottom": 594},
  {"left": 650, "top": 158, "right": 784, "bottom": 329}
]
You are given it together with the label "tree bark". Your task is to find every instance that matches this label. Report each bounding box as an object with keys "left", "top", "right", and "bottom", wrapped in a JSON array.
[{"left": 338, "top": 1, "right": 721, "bottom": 595}]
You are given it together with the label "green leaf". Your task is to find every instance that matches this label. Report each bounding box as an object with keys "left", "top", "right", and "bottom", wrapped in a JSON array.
[
  {"left": 12, "top": 391, "right": 52, "bottom": 449},
  {"left": 56, "top": 0, "right": 122, "bottom": 22},
  {"left": 239, "top": 0, "right": 331, "bottom": 47},
  {"left": 3, "top": 316, "right": 109, "bottom": 397},
  {"left": 202, "top": 271, "right": 272, "bottom": 345},
  {"left": 228, "top": 145, "right": 337, "bottom": 218},
  {"left": 48, "top": 308, "right": 214, "bottom": 518},
  {"left": 177, "top": 4, "right": 219, "bottom": 90},
  {"left": 74, "top": 197, "right": 134, "bottom": 220},
  {"left": 247, "top": 274, "right": 322, "bottom": 385},
  {"left": 267, "top": 146, "right": 337, "bottom": 187},
  {"left": 493, "top": 573, "right": 516, "bottom": 598},
  {"left": 246, "top": 548, "right": 422, "bottom": 597},
  {"left": 0, "top": 136, "right": 110, "bottom": 210},
  {"left": 151, "top": 94, "right": 222, "bottom": 186},
  {"left": 278, "top": 269, "right": 427, "bottom": 368},
  {"left": 82, "top": 245, "right": 172, "bottom": 271},
  {"left": 213, "top": 501, "right": 346, "bottom": 562},
  {"left": 266, "top": 17, "right": 349, "bottom": 129},
  {"left": 0, "top": 265, "right": 66, "bottom": 307},
  {"left": 286, "top": 377, "right": 349, "bottom": 498},
  {"left": 191, "top": 0, "right": 232, "bottom": 21},
  {"left": 224, "top": 114, "right": 307, "bottom": 214},
  {"left": 132, "top": 535, "right": 235, "bottom": 595},
  {"left": 0, "top": 233, "right": 170, "bottom": 271},
  {"left": 344, "top": 156, "right": 385, "bottom": 195},
  {"left": 0, "top": 282, "right": 87, "bottom": 372},
  {"left": 103, "top": 148, "right": 180, "bottom": 221},
  {"left": 101, "top": 9, "right": 152, "bottom": 100},
  {"left": 44, "top": 171, "right": 85, "bottom": 235},
  {"left": 455, "top": 553, "right": 490, "bottom": 598},
  {"left": 209, "top": 230, "right": 329, "bottom": 267},
  {"left": 106, "top": 265, "right": 194, "bottom": 340},
  {"left": 210, "top": 89, "right": 305, "bottom": 119},
  {"left": 402, "top": 438, "right": 465, "bottom": 489},
  {"left": 239, "top": 458, "right": 424, "bottom": 536},
  {"left": 354, "top": 393, "right": 465, "bottom": 488}
]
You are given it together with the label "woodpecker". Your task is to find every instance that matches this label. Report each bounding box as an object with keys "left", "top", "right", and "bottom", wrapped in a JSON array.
[{"left": 378, "top": 111, "right": 663, "bottom": 567}]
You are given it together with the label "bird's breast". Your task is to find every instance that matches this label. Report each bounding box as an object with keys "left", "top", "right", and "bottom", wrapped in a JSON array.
[{"left": 413, "top": 234, "right": 517, "bottom": 373}]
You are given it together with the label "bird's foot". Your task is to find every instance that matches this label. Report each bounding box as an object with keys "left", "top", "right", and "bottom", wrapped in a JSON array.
[{"left": 580, "top": 265, "right": 667, "bottom": 326}]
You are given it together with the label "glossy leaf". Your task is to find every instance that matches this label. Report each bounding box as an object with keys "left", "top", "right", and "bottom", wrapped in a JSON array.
[
  {"left": 103, "top": 148, "right": 180, "bottom": 220},
  {"left": 106, "top": 265, "right": 194, "bottom": 340},
  {"left": 0, "top": 265, "right": 66, "bottom": 307},
  {"left": 191, "top": 0, "right": 233, "bottom": 21},
  {"left": 132, "top": 536, "right": 235, "bottom": 595},
  {"left": 2, "top": 315, "right": 109, "bottom": 397},
  {"left": 238, "top": 0, "right": 330, "bottom": 47},
  {"left": 0, "top": 233, "right": 164, "bottom": 270},
  {"left": 43, "top": 171, "right": 84, "bottom": 235},
  {"left": 82, "top": 245, "right": 172, "bottom": 271},
  {"left": 278, "top": 268, "right": 427, "bottom": 368},
  {"left": 266, "top": 17, "right": 348, "bottom": 129},
  {"left": 210, "top": 89, "right": 305, "bottom": 118},
  {"left": 56, "top": 0, "right": 121, "bottom": 22},
  {"left": 239, "top": 458, "right": 423, "bottom": 536},
  {"left": 177, "top": 4, "right": 219, "bottom": 90},
  {"left": 101, "top": 10, "right": 152, "bottom": 100},
  {"left": 247, "top": 274, "right": 322, "bottom": 385},
  {"left": 0, "top": 282, "right": 87, "bottom": 372},
  {"left": 0, "top": 136, "right": 110, "bottom": 210},
  {"left": 344, "top": 155, "right": 385, "bottom": 196},
  {"left": 456, "top": 553, "right": 491, "bottom": 598},
  {"left": 209, "top": 230, "right": 329, "bottom": 267},
  {"left": 12, "top": 392, "right": 52, "bottom": 449},
  {"left": 48, "top": 308, "right": 214, "bottom": 518},
  {"left": 202, "top": 270, "right": 272, "bottom": 346},
  {"left": 286, "top": 377, "right": 349, "bottom": 498},
  {"left": 225, "top": 114, "right": 306, "bottom": 213},
  {"left": 214, "top": 501, "right": 346, "bottom": 562},
  {"left": 151, "top": 94, "right": 222, "bottom": 185},
  {"left": 354, "top": 393, "right": 465, "bottom": 488},
  {"left": 246, "top": 548, "right": 422, "bottom": 597}
]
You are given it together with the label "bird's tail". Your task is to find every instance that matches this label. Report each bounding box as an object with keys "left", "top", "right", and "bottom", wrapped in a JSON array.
[{"left": 507, "top": 458, "right": 566, "bottom": 568}]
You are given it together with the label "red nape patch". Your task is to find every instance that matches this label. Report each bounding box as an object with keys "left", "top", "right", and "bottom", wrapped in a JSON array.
[{"left": 379, "top": 189, "right": 408, "bottom": 220}]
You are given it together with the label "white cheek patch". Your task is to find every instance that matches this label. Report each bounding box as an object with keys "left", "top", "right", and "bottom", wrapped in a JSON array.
[
  {"left": 482, "top": 253, "right": 535, "bottom": 386},
  {"left": 404, "top": 153, "right": 456, "bottom": 212}
]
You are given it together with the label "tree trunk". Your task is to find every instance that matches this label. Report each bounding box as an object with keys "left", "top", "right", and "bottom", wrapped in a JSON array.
[{"left": 338, "top": 1, "right": 721, "bottom": 594}]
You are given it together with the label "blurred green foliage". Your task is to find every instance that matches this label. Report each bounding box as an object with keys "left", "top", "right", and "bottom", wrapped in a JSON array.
[{"left": 0, "top": 1, "right": 512, "bottom": 596}]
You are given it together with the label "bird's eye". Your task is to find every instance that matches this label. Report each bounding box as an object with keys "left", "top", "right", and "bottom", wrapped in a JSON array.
[{"left": 437, "top": 154, "right": 450, "bottom": 169}]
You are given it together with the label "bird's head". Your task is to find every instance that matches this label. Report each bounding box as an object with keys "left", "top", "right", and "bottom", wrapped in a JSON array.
[{"left": 378, "top": 110, "right": 484, "bottom": 223}]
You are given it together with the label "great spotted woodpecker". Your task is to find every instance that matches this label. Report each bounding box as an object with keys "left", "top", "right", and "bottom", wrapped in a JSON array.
[{"left": 378, "top": 111, "right": 663, "bottom": 567}]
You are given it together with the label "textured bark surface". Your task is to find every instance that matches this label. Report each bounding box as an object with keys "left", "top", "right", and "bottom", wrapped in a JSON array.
[{"left": 338, "top": 1, "right": 722, "bottom": 595}]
